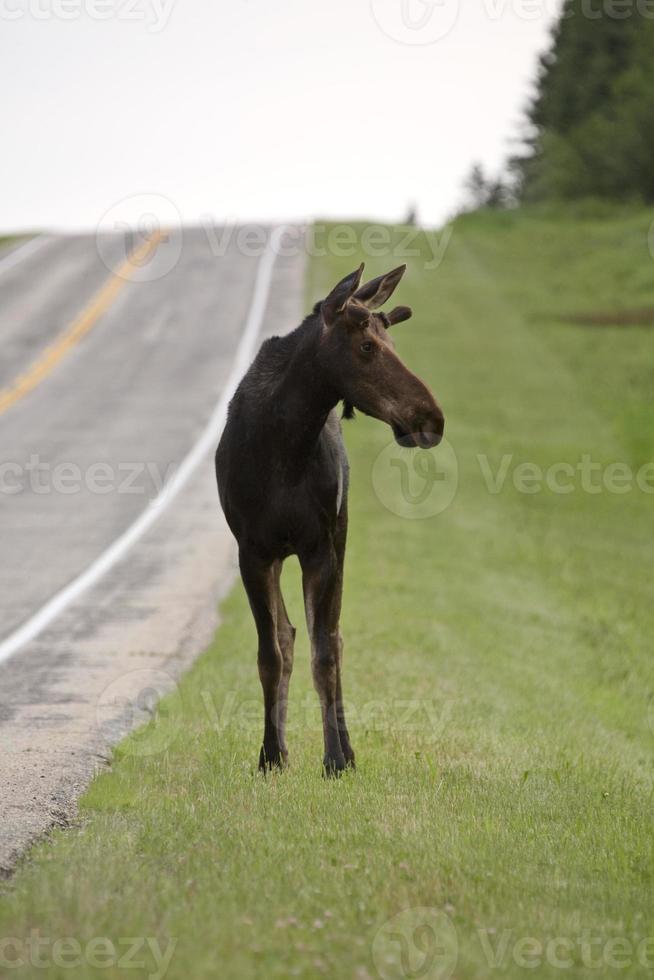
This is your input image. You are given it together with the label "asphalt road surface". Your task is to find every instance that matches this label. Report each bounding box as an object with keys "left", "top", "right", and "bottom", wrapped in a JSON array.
[{"left": 0, "top": 226, "right": 304, "bottom": 874}]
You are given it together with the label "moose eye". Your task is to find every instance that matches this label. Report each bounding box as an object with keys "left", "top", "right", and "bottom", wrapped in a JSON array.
[{"left": 360, "top": 341, "right": 374, "bottom": 354}]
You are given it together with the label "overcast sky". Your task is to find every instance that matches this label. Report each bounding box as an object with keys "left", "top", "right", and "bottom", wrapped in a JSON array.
[{"left": 2, "top": 0, "right": 563, "bottom": 234}]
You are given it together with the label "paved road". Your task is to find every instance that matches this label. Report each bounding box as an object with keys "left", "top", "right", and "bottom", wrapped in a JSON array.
[{"left": 0, "top": 227, "right": 304, "bottom": 874}]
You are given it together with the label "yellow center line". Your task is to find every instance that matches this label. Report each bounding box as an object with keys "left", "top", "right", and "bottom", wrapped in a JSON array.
[{"left": 0, "top": 230, "right": 164, "bottom": 417}]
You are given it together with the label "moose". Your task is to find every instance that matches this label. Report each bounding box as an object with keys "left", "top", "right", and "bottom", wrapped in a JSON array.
[{"left": 216, "top": 263, "right": 444, "bottom": 775}]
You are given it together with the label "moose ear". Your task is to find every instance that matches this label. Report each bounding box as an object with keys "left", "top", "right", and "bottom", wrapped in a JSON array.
[
  {"left": 321, "top": 264, "right": 365, "bottom": 326},
  {"left": 384, "top": 305, "right": 412, "bottom": 327},
  {"left": 354, "top": 265, "right": 406, "bottom": 310}
]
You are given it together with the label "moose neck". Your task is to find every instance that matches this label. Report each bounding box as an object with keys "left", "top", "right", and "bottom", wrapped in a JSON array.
[{"left": 274, "top": 321, "right": 340, "bottom": 473}]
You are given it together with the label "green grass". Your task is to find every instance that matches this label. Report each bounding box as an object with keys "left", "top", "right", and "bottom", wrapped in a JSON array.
[
  {"left": 2, "top": 208, "right": 654, "bottom": 979},
  {"left": 0, "top": 236, "right": 19, "bottom": 253}
]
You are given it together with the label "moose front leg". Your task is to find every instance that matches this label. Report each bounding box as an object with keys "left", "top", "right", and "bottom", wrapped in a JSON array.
[
  {"left": 301, "top": 545, "right": 352, "bottom": 776},
  {"left": 333, "top": 509, "right": 355, "bottom": 768},
  {"left": 239, "top": 549, "right": 286, "bottom": 771}
]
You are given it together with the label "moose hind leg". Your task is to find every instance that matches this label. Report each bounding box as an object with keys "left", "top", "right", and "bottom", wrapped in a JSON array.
[
  {"left": 273, "top": 561, "right": 295, "bottom": 761},
  {"left": 335, "top": 634, "right": 355, "bottom": 768},
  {"left": 239, "top": 549, "right": 285, "bottom": 771}
]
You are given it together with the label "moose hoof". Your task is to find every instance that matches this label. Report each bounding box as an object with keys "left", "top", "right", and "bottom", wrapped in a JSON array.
[
  {"left": 258, "top": 745, "right": 287, "bottom": 773},
  {"left": 322, "top": 753, "right": 348, "bottom": 778}
]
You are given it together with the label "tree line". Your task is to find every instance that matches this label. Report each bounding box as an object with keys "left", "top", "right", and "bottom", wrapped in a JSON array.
[{"left": 466, "top": 1, "right": 654, "bottom": 208}]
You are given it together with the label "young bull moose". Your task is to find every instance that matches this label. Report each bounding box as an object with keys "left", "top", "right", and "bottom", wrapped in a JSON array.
[{"left": 216, "top": 264, "right": 444, "bottom": 775}]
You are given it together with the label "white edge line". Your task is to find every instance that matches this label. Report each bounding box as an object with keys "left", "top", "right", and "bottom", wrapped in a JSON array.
[
  {"left": 0, "top": 235, "right": 52, "bottom": 278},
  {"left": 0, "top": 225, "right": 285, "bottom": 665}
]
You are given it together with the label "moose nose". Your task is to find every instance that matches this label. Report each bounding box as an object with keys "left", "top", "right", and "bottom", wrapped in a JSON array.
[{"left": 416, "top": 409, "right": 445, "bottom": 449}]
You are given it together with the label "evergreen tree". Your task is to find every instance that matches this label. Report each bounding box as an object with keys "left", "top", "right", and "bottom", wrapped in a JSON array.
[
  {"left": 515, "top": 1, "right": 654, "bottom": 202},
  {"left": 463, "top": 163, "right": 510, "bottom": 210}
]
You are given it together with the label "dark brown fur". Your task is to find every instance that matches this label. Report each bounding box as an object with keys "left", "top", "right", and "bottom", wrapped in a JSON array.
[{"left": 215, "top": 265, "right": 444, "bottom": 775}]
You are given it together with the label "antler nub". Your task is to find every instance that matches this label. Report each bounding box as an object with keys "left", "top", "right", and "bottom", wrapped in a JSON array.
[{"left": 383, "top": 305, "right": 412, "bottom": 327}]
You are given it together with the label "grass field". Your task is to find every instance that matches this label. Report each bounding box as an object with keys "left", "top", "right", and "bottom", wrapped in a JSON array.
[
  {"left": 0, "top": 237, "right": 19, "bottom": 254},
  {"left": 1, "top": 207, "right": 654, "bottom": 979}
]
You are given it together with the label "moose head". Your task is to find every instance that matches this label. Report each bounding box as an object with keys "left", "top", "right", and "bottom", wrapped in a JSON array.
[{"left": 318, "top": 264, "right": 445, "bottom": 449}]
